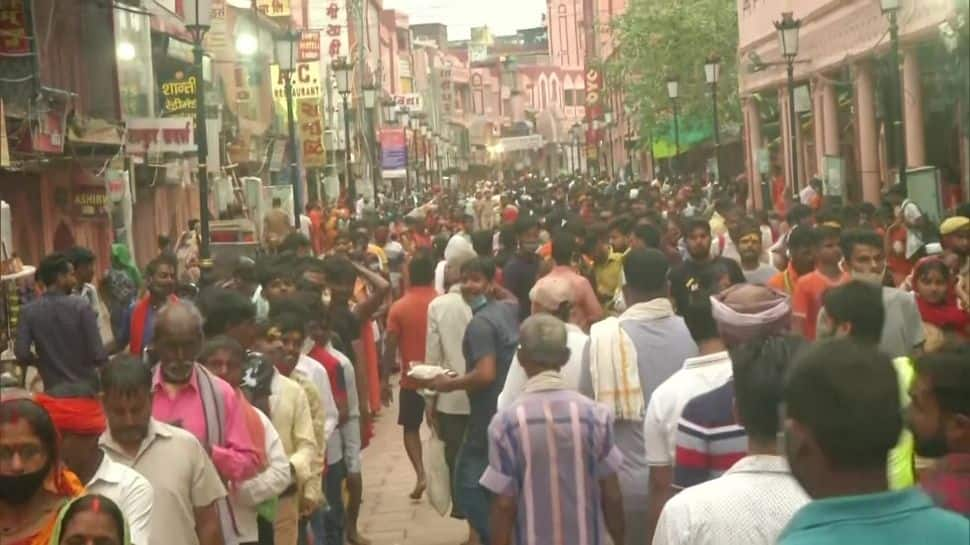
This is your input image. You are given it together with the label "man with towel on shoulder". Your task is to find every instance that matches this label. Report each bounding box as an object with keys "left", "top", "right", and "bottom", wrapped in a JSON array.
[{"left": 579, "top": 249, "right": 699, "bottom": 545}]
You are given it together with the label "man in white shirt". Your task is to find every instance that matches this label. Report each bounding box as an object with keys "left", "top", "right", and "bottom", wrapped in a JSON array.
[
  {"left": 38, "top": 385, "right": 154, "bottom": 545},
  {"left": 653, "top": 336, "right": 809, "bottom": 545},
  {"left": 497, "top": 277, "right": 589, "bottom": 410},
  {"left": 642, "top": 292, "right": 733, "bottom": 543},
  {"left": 425, "top": 245, "right": 475, "bottom": 523}
]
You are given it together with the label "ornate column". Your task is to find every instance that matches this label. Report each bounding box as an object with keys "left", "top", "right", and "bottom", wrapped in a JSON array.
[{"left": 745, "top": 98, "right": 764, "bottom": 210}]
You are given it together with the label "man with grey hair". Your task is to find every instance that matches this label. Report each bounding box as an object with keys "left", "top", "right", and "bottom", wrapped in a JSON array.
[
  {"left": 150, "top": 300, "right": 262, "bottom": 545},
  {"left": 482, "top": 314, "right": 625, "bottom": 545}
]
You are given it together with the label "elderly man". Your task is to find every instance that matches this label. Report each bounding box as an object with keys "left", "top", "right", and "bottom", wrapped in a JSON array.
[
  {"left": 481, "top": 314, "right": 625, "bottom": 545},
  {"left": 149, "top": 301, "right": 261, "bottom": 544},
  {"left": 497, "top": 276, "right": 589, "bottom": 410}
]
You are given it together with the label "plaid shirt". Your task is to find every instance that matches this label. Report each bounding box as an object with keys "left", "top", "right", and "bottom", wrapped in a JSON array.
[{"left": 920, "top": 453, "right": 970, "bottom": 516}]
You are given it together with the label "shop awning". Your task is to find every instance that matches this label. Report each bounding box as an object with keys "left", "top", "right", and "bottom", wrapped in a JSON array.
[{"left": 651, "top": 116, "right": 713, "bottom": 159}]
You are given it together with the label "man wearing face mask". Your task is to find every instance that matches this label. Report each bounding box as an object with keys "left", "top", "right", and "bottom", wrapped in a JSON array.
[
  {"left": 837, "top": 229, "right": 925, "bottom": 358},
  {"left": 425, "top": 257, "right": 520, "bottom": 545},
  {"left": 149, "top": 301, "right": 262, "bottom": 544}
]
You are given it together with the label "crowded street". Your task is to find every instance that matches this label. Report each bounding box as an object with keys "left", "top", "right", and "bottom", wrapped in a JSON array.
[{"left": 2, "top": 1, "right": 970, "bottom": 545}]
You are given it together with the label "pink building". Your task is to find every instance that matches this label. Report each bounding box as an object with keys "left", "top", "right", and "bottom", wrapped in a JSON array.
[{"left": 738, "top": 0, "right": 969, "bottom": 208}]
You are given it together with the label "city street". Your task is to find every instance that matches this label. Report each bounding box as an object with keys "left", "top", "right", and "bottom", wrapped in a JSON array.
[{"left": 359, "top": 389, "right": 468, "bottom": 545}]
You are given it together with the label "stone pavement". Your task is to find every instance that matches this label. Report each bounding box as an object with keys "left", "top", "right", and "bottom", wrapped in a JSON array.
[{"left": 357, "top": 391, "right": 468, "bottom": 545}]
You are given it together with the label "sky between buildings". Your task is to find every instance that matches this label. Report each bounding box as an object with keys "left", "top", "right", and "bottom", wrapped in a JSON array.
[{"left": 382, "top": 0, "right": 547, "bottom": 40}]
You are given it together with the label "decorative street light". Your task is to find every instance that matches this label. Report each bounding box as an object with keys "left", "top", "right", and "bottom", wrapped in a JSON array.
[
  {"left": 775, "top": 11, "right": 801, "bottom": 197},
  {"left": 183, "top": 0, "right": 212, "bottom": 262},
  {"left": 381, "top": 97, "right": 396, "bottom": 126},
  {"left": 332, "top": 57, "right": 355, "bottom": 203},
  {"left": 666, "top": 75, "right": 681, "bottom": 176},
  {"left": 705, "top": 55, "right": 723, "bottom": 183},
  {"left": 274, "top": 28, "right": 301, "bottom": 227},
  {"left": 880, "top": 0, "right": 907, "bottom": 187}
]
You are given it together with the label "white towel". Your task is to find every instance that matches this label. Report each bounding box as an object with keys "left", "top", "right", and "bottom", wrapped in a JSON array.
[{"left": 588, "top": 298, "right": 675, "bottom": 421}]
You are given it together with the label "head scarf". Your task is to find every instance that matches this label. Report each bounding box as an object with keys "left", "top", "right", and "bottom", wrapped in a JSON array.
[
  {"left": 33, "top": 394, "right": 106, "bottom": 436},
  {"left": 48, "top": 494, "right": 131, "bottom": 545},
  {"left": 111, "top": 244, "right": 141, "bottom": 288},
  {"left": 711, "top": 284, "right": 791, "bottom": 346},
  {"left": 913, "top": 256, "right": 969, "bottom": 335}
]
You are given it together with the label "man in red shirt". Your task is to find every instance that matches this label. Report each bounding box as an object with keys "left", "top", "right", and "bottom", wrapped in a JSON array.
[
  {"left": 382, "top": 250, "right": 438, "bottom": 499},
  {"left": 791, "top": 225, "right": 849, "bottom": 339}
]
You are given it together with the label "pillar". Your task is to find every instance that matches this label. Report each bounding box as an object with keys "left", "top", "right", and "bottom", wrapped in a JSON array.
[
  {"left": 822, "top": 79, "right": 840, "bottom": 157},
  {"left": 745, "top": 98, "right": 764, "bottom": 210},
  {"left": 813, "top": 81, "right": 826, "bottom": 176},
  {"left": 902, "top": 48, "right": 926, "bottom": 168},
  {"left": 855, "top": 62, "right": 881, "bottom": 204}
]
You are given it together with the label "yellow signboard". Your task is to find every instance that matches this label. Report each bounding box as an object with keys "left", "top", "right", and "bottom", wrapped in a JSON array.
[{"left": 297, "top": 99, "right": 326, "bottom": 168}]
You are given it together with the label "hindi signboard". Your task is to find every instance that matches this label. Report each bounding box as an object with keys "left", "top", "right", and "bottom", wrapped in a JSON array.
[
  {"left": 159, "top": 69, "right": 199, "bottom": 116},
  {"left": 125, "top": 118, "right": 196, "bottom": 154},
  {"left": 297, "top": 99, "right": 326, "bottom": 167}
]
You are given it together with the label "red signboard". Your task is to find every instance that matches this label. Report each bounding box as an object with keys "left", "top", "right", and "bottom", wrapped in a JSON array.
[
  {"left": 0, "top": 0, "right": 30, "bottom": 54},
  {"left": 584, "top": 67, "right": 603, "bottom": 160},
  {"left": 299, "top": 32, "right": 320, "bottom": 62}
]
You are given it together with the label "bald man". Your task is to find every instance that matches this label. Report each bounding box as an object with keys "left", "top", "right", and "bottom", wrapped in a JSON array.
[
  {"left": 481, "top": 315, "right": 626, "bottom": 545},
  {"left": 150, "top": 301, "right": 262, "bottom": 544}
]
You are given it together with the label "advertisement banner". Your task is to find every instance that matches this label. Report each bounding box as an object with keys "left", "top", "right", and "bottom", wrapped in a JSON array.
[
  {"left": 380, "top": 128, "right": 407, "bottom": 179},
  {"left": 584, "top": 67, "right": 603, "bottom": 144},
  {"left": 297, "top": 99, "right": 326, "bottom": 167}
]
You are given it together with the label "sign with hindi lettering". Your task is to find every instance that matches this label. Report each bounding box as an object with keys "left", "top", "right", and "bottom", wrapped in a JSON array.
[
  {"left": 159, "top": 69, "right": 199, "bottom": 116},
  {"left": 256, "top": 0, "right": 290, "bottom": 17},
  {"left": 297, "top": 99, "right": 326, "bottom": 167},
  {"left": 0, "top": 0, "right": 30, "bottom": 54},
  {"left": 125, "top": 118, "right": 196, "bottom": 154},
  {"left": 316, "top": 0, "right": 348, "bottom": 60},
  {"left": 392, "top": 93, "right": 423, "bottom": 111}
]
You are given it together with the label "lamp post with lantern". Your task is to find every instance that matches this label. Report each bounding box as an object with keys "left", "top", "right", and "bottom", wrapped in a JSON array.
[
  {"left": 775, "top": 11, "right": 801, "bottom": 197},
  {"left": 880, "top": 0, "right": 907, "bottom": 187},
  {"left": 332, "top": 57, "right": 355, "bottom": 203},
  {"left": 183, "top": 0, "right": 212, "bottom": 261},
  {"left": 666, "top": 76, "right": 681, "bottom": 177},
  {"left": 704, "top": 55, "right": 723, "bottom": 183},
  {"left": 274, "top": 29, "right": 301, "bottom": 226}
]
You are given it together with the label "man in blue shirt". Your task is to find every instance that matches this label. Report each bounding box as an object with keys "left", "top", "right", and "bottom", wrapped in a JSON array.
[
  {"left": 429, "top": 256, "right": 519, "bottom": 545},
  {"left": 779, "top": 338, "right": 969, "bottom": 545}
]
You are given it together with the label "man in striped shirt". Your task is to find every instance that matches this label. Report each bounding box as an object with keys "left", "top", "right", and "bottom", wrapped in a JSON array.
[{"left": 481, "top": 314, "right": 625, "bottom": 545}]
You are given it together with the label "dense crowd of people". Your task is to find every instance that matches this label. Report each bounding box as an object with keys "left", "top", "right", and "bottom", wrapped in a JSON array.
[{"left": 2, "top": 173, "right": 969, "bottom": 545}]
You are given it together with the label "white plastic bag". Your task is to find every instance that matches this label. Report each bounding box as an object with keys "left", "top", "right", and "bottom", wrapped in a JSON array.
[{"left": 424, "top": 428, "right": 452, "bottom": 516}]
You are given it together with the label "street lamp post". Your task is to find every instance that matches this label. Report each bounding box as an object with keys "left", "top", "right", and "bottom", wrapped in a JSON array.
[
  {"left": 705, "top": 55, "right": 723, "bottom": 183},
  {"left": 397, "top": 107, "right": 411, "bottom": 196},
  {"left": 881, "top": 0, "right": 907, "bottom": 187},
  {"left": 775, "top": 11, "right": 801, "bottom": 198},
  {"left": 332, "top": 57, "right": 355, "bottom": 205},
  {"left": 362, "top": 82, "right": 377, "bottom": 204},
  {"left": 274, "top": 29, "right": 301, "bottom": 227},
  {"left": 666, "top": 76, "right": 681, "bottom": 177},
  {"left": 381, "top": 97, "right": 396, "bottom": 198},
  {"left": 184, "top": 0, "right": 211, "bottom": 262}
]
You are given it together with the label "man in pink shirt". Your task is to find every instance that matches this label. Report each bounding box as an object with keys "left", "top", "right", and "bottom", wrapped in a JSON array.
[
  {"left": 535, "top": 231, "right": 603, "bottom": 331},
  {"left": 150, "top": 301, "right": 262, "bottom": 543}
]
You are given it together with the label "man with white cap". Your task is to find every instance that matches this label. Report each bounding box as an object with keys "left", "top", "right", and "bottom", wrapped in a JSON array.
[{"left": 497, "top": 276, "right": 589, "bottom": 410}]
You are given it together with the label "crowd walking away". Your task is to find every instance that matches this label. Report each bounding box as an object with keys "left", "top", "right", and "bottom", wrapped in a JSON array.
[{"left": 3, "top": 171, "right": 970, "bottom": 545}]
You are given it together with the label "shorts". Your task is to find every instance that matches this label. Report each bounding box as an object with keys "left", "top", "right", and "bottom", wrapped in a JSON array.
[
  {"left": 340, "top": 417, "right": 362, "bottom": 473},
  {"left": 397, "top": 388, "right": 426, "bottom": 431}
]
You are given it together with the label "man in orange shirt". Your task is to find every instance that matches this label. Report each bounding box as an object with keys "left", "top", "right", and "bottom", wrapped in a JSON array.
[
  {"left": 768, "top": 227, "right": 818, "bottom": 295},
  {"left": 382, "top": 250, "right": 438, "bottom": 500},
  {"left": 791, "top": 225, "right": 849, "bottom": 339}
]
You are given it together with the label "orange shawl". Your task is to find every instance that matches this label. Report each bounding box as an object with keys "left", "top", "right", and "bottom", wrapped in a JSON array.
[{"left": 9, "top": 465, "right": 84, "bottom": 545}]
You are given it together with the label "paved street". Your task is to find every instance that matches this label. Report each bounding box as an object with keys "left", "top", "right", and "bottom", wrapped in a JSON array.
[{"left": 358, "top": 388, "right": 468, "bottom": 545}]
